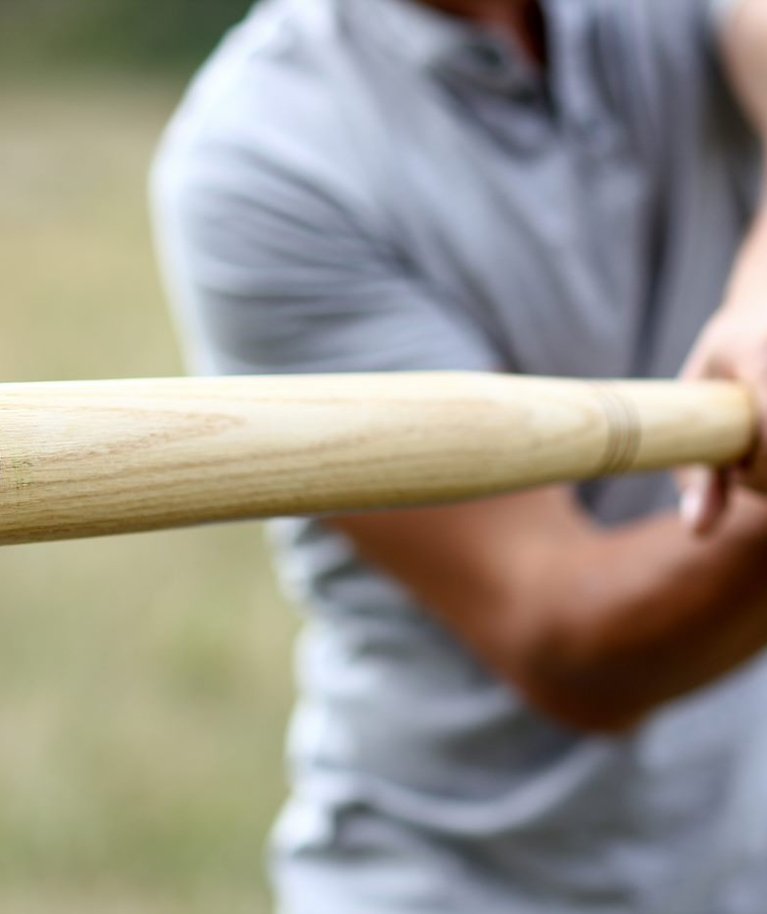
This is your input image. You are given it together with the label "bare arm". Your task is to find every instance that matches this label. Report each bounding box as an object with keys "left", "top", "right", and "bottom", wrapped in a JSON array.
[
  {"left": 681, "top": 0, "right": 767, "bottom": 531},
  {"left": 331, "top": 487, "right": 767, "bottom": 732},
  {"left": 720, "top": 0, "right": 767, "bottom": 134}
]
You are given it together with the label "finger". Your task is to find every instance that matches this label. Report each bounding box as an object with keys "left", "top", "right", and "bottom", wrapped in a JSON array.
[{"left": 679, "top": 468, "right": 730, "bottom": 536}]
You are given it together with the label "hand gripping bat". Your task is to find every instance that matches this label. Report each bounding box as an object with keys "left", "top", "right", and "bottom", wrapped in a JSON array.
[{"left": 0, "top": 372, "right": 755, "bottom": 545}]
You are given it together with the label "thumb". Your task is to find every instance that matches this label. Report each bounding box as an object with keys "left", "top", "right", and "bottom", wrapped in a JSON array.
[{"left": 679, "top": 468, "right": 730, "bottom": 536}]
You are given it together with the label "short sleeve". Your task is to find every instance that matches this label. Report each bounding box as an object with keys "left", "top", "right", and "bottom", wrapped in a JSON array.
[{"left": 151, "top": 121, "right": 502, "bottom": 379}]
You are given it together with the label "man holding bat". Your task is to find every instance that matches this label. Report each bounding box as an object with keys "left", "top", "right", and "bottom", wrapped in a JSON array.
[{"left": 152, "top": 0, "right": 767, "bottom": 911}]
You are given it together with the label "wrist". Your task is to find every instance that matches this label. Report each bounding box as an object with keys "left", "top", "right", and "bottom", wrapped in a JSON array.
[{"left": 724, "top": 201, "right": 767, "bottom": 301}]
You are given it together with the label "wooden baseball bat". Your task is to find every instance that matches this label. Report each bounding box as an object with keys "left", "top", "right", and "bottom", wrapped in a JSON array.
[{"left": 0, "top": 372, "right": 756, "bottom": 545}]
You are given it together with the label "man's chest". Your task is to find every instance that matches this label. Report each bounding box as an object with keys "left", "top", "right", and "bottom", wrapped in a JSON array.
[{"left": 379, "top": 96, "right": 665, "bottom": 378}]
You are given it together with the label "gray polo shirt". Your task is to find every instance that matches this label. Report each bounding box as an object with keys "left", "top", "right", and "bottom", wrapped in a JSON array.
[{"left": 151, "top": 0, "right": 767, "bottom": 911}]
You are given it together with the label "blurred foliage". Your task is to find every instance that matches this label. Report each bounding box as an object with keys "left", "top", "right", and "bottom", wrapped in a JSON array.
[
  {"left": 0, "top": 75, "right": 297, "bottom": 913},
  {"left": 0, "top": 0, "right": 256, "bottom": 72}
]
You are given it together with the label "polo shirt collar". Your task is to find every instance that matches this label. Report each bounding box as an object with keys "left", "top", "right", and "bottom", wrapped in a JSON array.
[
  {"left": 354, "top": 0, "right": 545, "bottom": 94},
  {"left": 363, "top": 0, "right": 476, "bottom": 70}
]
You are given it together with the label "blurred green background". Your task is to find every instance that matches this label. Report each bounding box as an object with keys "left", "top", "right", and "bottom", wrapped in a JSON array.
[
  {"left": 0, "top": 3, "right": 299, "bottom": 913},
  {"left": 0, "top": 0, "right": 255, "bottom": 71}
]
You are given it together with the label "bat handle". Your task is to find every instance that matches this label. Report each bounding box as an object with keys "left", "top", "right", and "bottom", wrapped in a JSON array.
[{"left": 586, "top": 378, "right": 757, "bottom": 475}]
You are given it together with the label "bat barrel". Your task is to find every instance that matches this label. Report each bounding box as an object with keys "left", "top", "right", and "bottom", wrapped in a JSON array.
[{"left": 0, "top": 372, "right": 755, "bottom": 545}]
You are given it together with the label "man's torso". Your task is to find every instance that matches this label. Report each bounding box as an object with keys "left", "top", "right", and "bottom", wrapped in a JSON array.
[{"left": 152, "top": 1, "right": 767, "bottom": 911}]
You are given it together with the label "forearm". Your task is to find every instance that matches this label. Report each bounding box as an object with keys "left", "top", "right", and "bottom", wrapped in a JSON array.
[
  {"left": 720, "top": 0, "right": 767, "bottom": 311},
  {"left": 716, "top": 194, "right": 767, "bottom": 318},
  {"left": 516, "top": 496, "right": 767, "bottom": 729},
  {"left": 717, "top": 0, "right": 767, "bottom": 312},
  {"left": 332, "top": 488, "right": 767, "bottom": 731},
  {"left": 677, "top": 2, "right": 767, "bottom": 531},
  {"left": 721, "top": 0, "right": 767, "bottom": 139}
]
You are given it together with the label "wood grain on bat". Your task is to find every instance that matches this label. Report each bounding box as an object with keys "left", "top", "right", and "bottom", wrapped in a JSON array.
[{"left": 0, "top": 372, "right": 756, "bottom": 545}]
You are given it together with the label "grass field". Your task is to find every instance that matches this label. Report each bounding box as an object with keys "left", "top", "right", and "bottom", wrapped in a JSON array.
[{"left": 0, "top": 74, "right": 297, "bottom": 914}]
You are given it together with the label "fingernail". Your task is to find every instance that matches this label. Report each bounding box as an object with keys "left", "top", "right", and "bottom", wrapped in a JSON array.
[{"left": 680, "top": 488, "right": 703, "bottom": 531}]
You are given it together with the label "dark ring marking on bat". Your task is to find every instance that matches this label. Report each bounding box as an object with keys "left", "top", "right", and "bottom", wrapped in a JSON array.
[{"left": 591, "top": 385, "right": 642, "bottom": 477}]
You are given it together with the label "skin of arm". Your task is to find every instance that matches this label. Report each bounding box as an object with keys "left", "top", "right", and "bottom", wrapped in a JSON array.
[
  {"left": 330, "top": 487, "right": 767, "bottom": 733},
  {"left": 681, "top": 0, "right": 767, "bottom": 533}
]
